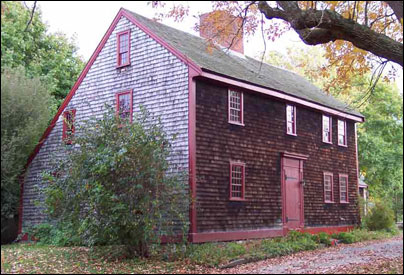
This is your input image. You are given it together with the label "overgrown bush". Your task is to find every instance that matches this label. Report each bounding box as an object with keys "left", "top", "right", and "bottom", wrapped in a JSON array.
[
  {"left": 185, "top": 242, "right": 247, "bottom": 267},
  {"left": 314, "top": 232, "right": 332, "bottom": 246},
  {"left": 260, "top": 232, "right": 318, "bottom": 258},
  {"left": 363, "top": 202, "right": 395, "bottom": 231},
  {"left": 42, "top": 108, "right": 189, "bottom": 257},
  {"left": 26, "top": 223, "right": 81, "bottom": 247},
  {"left": 333, "top": 232, "right": 356, "bottom": 244},
  {"left": 1, "top": 68, "right": 54, "bottom": 239}
]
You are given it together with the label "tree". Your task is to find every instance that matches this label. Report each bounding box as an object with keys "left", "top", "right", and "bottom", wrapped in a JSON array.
[
  {"left": 1, "top": 67, "right": 54, "bottom": 236},
  {"left": 42, "top": 109, "right": 189, "bottom": 257},
  {"left": 152, "top": 1, "right": 403, "bottom": 91},
  {"left": 1, "top": 1, "right": 85, "bottom": 104},
  {"left": 357, "top": 80, "right": 403, "bottom": 222}
]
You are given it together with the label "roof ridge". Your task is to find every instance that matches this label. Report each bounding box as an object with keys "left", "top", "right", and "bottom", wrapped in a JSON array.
[
  {"left": 123, "top": 8, "right": 362, "bottom": 118},
  {"left": 123, "top": 8, "right": 204, "bottom": 41}
]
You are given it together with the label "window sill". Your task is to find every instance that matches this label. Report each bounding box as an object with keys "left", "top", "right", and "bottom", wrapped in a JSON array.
[
  {"left": 338, "top": 144, "right": 348, "bottom": 148},
  {"left": 325, "top": 201, "right": 335, "bottom": 204},
  {"left": 287, "top": 133, "right": 297, "bottom": 137},
  {"left": 340, "top": 201, "right": 350, "bottom": 204},
  {"left": 323, "top": 141, "right": 333, "bottom": 145},
  {"left": 230, "top": 198, "right": 246, "bottom": 202},
  {"left": 116, "top": 63, "right": 131, "bottom": 69},
  {"left": 229, "top": 121, "right": 245, "bottom": 127}
]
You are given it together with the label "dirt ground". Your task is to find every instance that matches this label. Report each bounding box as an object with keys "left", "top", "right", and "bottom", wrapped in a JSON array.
[{"left": 214, "top": 236, "right": 403, "bottom": 274}]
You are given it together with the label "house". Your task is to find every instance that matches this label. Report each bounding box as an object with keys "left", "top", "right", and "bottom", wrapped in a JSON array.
[{"left": 19, "top": 8, "right": 365, "bottom": 243}]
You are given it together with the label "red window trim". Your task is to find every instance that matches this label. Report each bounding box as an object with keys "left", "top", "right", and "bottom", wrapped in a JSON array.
[
  {"left": 338, "top": 119, "right": 348, "bottom": 147},
  {"left": 228, "top": 89, "right": 244, "bottom": 126},
  {"left": 323, "top": 172, "right": 334, "bottom": 203},
  {"left": 62, "top": 109, "right": 76, "bottom": 145},
  {"left": 116, "top": 30, "right": 131, "bottom": 68},
  {"left": 286, "top": 104, "right": 297, "bottom": 136},
  {"left": 339, "top": 174, "right": 349, "bottom": 203},
  {"left": 116, "top": 90, "right": 134, "bottom": 123},
  {"left": 322, "top": 114, "right": 333, "bottom": 144},
  {"left": 229, "top": 161, "right": 246, "bottom": 201}
]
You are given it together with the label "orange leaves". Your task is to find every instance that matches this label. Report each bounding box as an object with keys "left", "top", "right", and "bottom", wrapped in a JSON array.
[
  {"left": 150, "top": 1, "right": 401, "bottom": 87},
  {"left": 167, "top": 4, "right": 189, "bottom": 23}
]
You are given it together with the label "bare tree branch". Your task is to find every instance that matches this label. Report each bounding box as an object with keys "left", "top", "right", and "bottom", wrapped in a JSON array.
[
  {"left": 24, "top": 1, "right": 37, "bottom": 32},
  {"left": 386, "top": 1, "right": 403, "bottom": 23},
  {"left": 258, "top": 1, "right": 403, "bottom": 66}
]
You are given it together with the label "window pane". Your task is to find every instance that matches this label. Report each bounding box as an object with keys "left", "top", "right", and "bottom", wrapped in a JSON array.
[
  {"left": 229, "top": 90, "right": 242, "bottom": 123},
  {"left": 338, "top": 120, "right": 344, "bottom": 132},
  {"left": 231, "top": 165, "right": 244, "bottom": 198},
  {"left": 339, "top": 135, "right": 345, "bottom": 145},
  {"left": 324, "top": 175, "right": 333, "bottom": 202},
  {"left": 64, "top": 110, "right": 75, "bottom": 143},
  {"left": 287, "top": 106, "right": 296, "bottom": 134},
  {"left": 340, "top": 176, "right": 348, "bottom": 202},
  {"left": 118, "top": 93, "right": 131, "bottom": 119},
  {"left": 323, "top": 116, "right": 331, "bottom": 142},
  {"left": 338, "top": 120, "right": 346, "bottom": 145},
  {"left": 324, "top": 132, "right": 330, "bottom": 142},
  {"left": 120, "top": 53, "right": 128, "bottom": 65},
  {"left": 287, "top": 122, "right": 294, "bottom": 134},
  {"left": 118, "top": 33, "right": 129, "bottom": 65}
]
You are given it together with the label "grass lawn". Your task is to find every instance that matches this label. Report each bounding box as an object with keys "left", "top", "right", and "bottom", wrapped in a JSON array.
[{"left": 1, "top": 229, "right": 401, "bottom": 274}]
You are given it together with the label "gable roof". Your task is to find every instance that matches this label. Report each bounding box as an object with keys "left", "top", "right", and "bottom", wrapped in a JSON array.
[
  {"left": 123, "top": 8, "right": 363, "bottom": 119},
  {"left": 25, "top": 8, "right": 364, "bottom": 171}
]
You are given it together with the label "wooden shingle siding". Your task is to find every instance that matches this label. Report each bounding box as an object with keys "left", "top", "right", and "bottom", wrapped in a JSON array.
[
  {"left": 22, "top": 17, "right": 189, "bottom": 229},
  {"left": 195, "top": 80, "right": 360, "bottom": 233}
]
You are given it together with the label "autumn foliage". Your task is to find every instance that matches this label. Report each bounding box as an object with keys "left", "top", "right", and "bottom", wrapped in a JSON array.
[{"left": 151, "top": 1, "right": 403, "bottom": 91}]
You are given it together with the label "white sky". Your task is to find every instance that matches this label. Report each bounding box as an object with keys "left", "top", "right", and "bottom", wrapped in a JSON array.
[{"left": 32, "top": 1, "right": 403, "bottom": 93}]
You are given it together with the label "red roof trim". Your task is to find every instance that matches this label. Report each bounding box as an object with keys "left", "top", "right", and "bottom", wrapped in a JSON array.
[
  {"left": 24, "top": 8, "right": 203, "bottom": 170},
  {"left": 25, "top": 10, "right": 125, "bottom": 169},
  {"left": 200, "top": 71, "right": 364, "bottom": 123}
]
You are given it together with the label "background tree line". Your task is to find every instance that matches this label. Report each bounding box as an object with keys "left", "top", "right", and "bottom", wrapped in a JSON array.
[{"left": 1, "top": 1, "right": 84, "bottom": 243}]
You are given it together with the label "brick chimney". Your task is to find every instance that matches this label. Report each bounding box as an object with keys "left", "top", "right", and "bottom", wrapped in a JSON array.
[{"left": 199, "top": 10, "right": 244, "bottom": 54}]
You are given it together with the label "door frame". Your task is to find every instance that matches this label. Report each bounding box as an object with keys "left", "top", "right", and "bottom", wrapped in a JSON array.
[{"left": 281, "top": 152, "right": 308, "bottom": 231}]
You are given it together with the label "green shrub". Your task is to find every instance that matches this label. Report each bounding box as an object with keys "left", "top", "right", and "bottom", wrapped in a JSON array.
[
  {"left": 334, "top": 232, "right": 356, "bottom": 244},
  {"left": 186, "top": 242, "right": 247, "bottom": 267},
  {"left": 25, "top": 223, "right": 81, "bottom": 247},
  {"left": 1, "top": 68, "right": 54, "bottom": 237},
  {"left": 364, "top": 203, "right": 395, "bottom": 231},
  {"left": 333, "top": 228, "right": 399, "bottom": 244},
  {"left": 42, "top": 108, "right": 189, "bottom": 257},
  {"left": 260, "top": 231, "right": 318, "bottom": 258},
  {"left": 314, "top": 232, "right": 332, "bottom": 246}
]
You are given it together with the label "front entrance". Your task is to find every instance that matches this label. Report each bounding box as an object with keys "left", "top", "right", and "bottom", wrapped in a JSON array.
[{"left": 282, "top": 153, "right": 306, "bottom": 230}]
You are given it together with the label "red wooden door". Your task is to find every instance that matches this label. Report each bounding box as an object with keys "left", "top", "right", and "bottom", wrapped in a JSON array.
[{"left": 283, "top": 158, "right": 303, "bottom": 229}]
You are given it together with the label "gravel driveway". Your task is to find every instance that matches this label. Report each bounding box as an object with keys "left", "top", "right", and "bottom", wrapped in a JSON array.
[{"left": 216, "top": 237, "right": 403, "bottom": 274}]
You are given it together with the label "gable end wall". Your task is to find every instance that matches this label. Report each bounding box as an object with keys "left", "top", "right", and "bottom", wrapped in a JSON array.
[{"left": 22, "top": 16, "right": 189, "bottom": 229}]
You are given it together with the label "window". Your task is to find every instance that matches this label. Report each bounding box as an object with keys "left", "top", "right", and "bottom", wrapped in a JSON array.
[
  {"left": 339, "top": 174, "right": 349, "bottom": 203},
  {"left": 116, "top": 91, "right": 133, "bottom": 122},
  {"left": 228, "top": 90, "right": 244, "bottom": 125},
  {"left": 62, "top": 109, "right": 76, "bottom": 144},
  {"left": 286, "top": 105, "right": 297, "bottom": 135},
  {"left": 117, "top": 30, "right": 130, "bottom": 67},
  {"left": 324, "top": 172, "right": 334, "bottom": 203},
  {"left": 338, "top": 120, "right": 347, "bottom": 146},
  {"left": 323, "top": 115, "right": 332, "bottom": 143},
  {"left": 230, "top": 162, "right": 245, "bottom": 200}
]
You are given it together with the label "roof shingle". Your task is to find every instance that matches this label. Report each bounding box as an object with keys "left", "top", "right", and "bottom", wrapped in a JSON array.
[{"left": 125, "top": 9, "right": 363, "bottom": 118}]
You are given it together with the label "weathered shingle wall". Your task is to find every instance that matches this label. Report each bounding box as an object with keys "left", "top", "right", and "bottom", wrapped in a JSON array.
[
  {"left": 195, "top": 80, "right": 360, "bottom": 233},
  {"left": 22, "top": 17, "right": 189, "bottom": 229}
]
